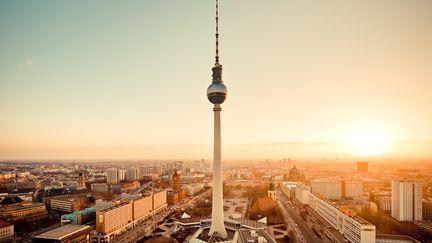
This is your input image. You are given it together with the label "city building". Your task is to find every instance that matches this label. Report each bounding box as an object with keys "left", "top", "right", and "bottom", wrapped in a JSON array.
[
  {"left": 422, "top": 198, "right": 432, "bottom": 220},
  {"left": 126, "top": 167, "right": 138, "bottom": 181},
  {"left": 308, "top": 193, "right": 376, "bottom": 243},
  {"left": 132, "top": 194, "right": 153, "bottom": 223},
  {"left": 110, "top": 181, "right": 139, "bottom": 194},
  {"left": 295, "top": 183, "right": 310, "bottom": 204},
  {"left": 377, "top": 195, "right": 392, "bottom": 214},
  {"left": 285, "top": 164, "right": 305, "bottom": 181},
  {"left": 357, "top": 161, "right": 369, "bottom": 173},
  {"left": 50, "top": 195, "right": 90, "bottom": 213},
  {"left": 78, "top": 173, "right": 86, "bottom": 189},
  {"left": 95, "top": 190, "right": 167, "bottom": 242},
  {"left": 105, "top": 168, "right": 118, "bottom": 184},
  {"left": 0, "top": 220, "right": 14, "bottom": 243},
  {"left": 0, "top": 202, "right": 47, "bottom": 222},
  {"left": 61, "top": 207, "right": 96, "bottom": 225},
  {"left": 32, "top": 224, "right": 93, "bottom": 243},
  {"left": 152, "top": 190, "right": 167, "bottom": 214},
  {"left": 138, "top": 166, "right": 148, "bottom": 179},
  {"left": 91, "top": 183, "right": 109, "bottom": 192},
  {"left": 343, "top": 180, "right": 364, "bottom": 199},
  {"left": 117, "top": 169, "right": 126, "bottom": 182},
  {"left": 391, "top": 180, "right": 422, "bottom": 221},
  {"left": 311, "top": 179, "right": 342, "bottom": 200},
  {"left": 184, "top": 183, "right": 205, "bottom": 196},
  {"left": 96, "top": 202, "right": 133, "bottom": 242}
]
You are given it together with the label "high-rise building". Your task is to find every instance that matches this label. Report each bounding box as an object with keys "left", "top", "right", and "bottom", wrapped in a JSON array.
[
  {"left": 391, "top": 180, "right": 422, "bottom": 221},
  {"left": 105, "top": 168, "right": 118, "bottom": 184},
  {"left": 138, "top": 166, "right": 148, "bottom": 178},
  {"left": 342, "top": 180, "right": 364, "bottom": 199},
  {"left": 423, "top": 199, "right": 432, "bottom": 220},
  {"left": 357, "top": 161, "right": 369, "bottom": 173},
  {"left": 126, "top": 167, "right": 138, "bottom": 181},
  {"left": 117, "top": 169, "right": 126, "bottom": 182}
]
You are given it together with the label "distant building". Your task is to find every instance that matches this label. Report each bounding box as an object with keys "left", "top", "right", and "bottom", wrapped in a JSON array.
[
  {"left": 342, "top": 180, "right": 364, "bottom": 199},
  {"left": 105, "top": 168, "right": 118, "bottom": 184},
  {"left": 285, "top": 164, "right": 305, "bottom": 182},
  {"left": 0, "top": 220, "right": 14, "bottom": 243},
  {"left": 295, "top": 183, "right": 310, "bottom": 204},
  {"left": 110, "top": 181, "right": 139, "bottom": 194},
  {"left": 167, "top": 170, "right": 186, "bottom": 205},
  {"left": 117, "top": 169, "right": 126, "bottom": 182},
  {"left": 311, "top": 180, "right": 342, "bottom": 200},
  {"left": 312, "top": 179, "right": 364, "bottom": 200},
  {"left": 391, "top": 180, "right": 422, "bottom": 221},
  {"left": 267, "top": 179, "right": 276, "bottom": 201},
  {"left": 126, "top": 167, "right": 138, "bottom": 181},
  {"left": 32, "top": 224, "right": 92, "bottom": 243},
  {"left": 377, "top": 195, "right": 391, "bottom": 214},
  {"left": 49, "top": 195, "right": 90, "bottom": 213},
  {"left": 422, "top": 199, "right": 432, "bottom": 220},
  {"left": 138, "top": 166, "right": 148, "bottom": 179},
  {"left": 376, "top": 234, "right": 421, "bottom": 243},
  {"left": 78, "top": 173, "right": 86, "bottom": 189},
  {"left": 91, "top": 183, "right": 109, "bottom": 192},
  {"left": 357, "top": 161, "right": 369, "bottom": 173}
]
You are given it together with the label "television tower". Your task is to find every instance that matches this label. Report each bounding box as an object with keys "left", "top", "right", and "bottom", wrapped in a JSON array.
[{"left": 207, "top": 0, "right": 228, "bottom": 238}]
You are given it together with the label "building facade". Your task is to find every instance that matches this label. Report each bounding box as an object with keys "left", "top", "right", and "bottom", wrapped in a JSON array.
[
  {"left": 308, "top": 193, "right": 376, "bottom": 243},
  {"left": 105, "top": 168, "right": 118, "bottom": 184},
  {"left": 391, "top": 180, "right": 422, "bottom": 221},
  {"left": 0, "top": 220, "right": 14, "bottom": 243}
]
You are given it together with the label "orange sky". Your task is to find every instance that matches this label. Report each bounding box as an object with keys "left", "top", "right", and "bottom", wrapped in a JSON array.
[{"left": 0, "top": 1, "right": 431, "bottom": 159}]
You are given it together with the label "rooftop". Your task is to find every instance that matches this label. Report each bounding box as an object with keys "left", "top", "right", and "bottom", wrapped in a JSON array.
[
  {"left": 0, "top": 220, "right": 12, "bottom": 228},
  {"left": 34, "top": 225, "right": 92, "bottom": 240}
]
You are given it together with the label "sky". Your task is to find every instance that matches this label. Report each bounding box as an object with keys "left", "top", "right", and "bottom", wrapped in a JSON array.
[{"left": 1, "top": 0, "right": 432, "bottom": 160}]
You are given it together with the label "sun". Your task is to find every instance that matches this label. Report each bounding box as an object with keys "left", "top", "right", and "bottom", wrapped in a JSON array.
[{"left": 347, "top": 128, "right": 389, "bottom": 156}]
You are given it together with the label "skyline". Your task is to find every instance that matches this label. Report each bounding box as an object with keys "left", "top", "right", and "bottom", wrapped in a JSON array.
[{"left": 1, "top": 0, "right": 432, "bottom": 159}]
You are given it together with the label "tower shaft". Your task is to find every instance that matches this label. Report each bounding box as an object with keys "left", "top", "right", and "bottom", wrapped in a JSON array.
[{"left": 209, "top": 104, "right": 227, "bottom": 238}]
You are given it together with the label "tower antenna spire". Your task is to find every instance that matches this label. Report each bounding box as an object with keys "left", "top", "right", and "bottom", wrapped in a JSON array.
[{"left": 215, "top": 0, "right": 220, "bottom": 64}]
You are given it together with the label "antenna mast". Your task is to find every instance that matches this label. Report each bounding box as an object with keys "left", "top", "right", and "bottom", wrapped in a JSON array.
[{"left": 215, "top": 0, "right": 220, "bottom": 64}]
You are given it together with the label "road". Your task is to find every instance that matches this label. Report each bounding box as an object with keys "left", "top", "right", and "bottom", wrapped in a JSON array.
[{"left": 277, "top": 191, "right": 321, "bottom": 243}]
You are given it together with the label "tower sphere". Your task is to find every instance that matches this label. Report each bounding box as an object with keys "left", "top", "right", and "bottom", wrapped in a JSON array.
[{"left": 207, "top": 82, "right": 227, "bottom": 104}]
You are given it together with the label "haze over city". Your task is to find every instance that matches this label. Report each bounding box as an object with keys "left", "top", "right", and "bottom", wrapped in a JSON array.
[{"left": 1, "top": 0, "right": 432, "bottom": 160}]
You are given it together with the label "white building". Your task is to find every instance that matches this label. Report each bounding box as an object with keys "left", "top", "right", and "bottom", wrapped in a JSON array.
[
  {"left": 308, "top": 193, "right": 376, "bottom": 243},
  {"left": 117, "top": 169, "right": 126, "bottom": 182},
  {"left": 184, "top": 183, "right": 204, "bottom": 196},
  {"left": 311, "top": 180, "right": 342, "bottom": 200},
  {"left": 295, "top": 184, "right": 310, "bottom": 204},
  {"left": 391, "top": 180, "right": 422, "bottom": 221},
  {"left": 106, "top": 168, "right": 118, "bottom": 184},
  {"left": 126, "top": 167, "right": 138, "bottom": 181},
  {"left": 344, "top": 180, "right": 364, "bottom": 199}
]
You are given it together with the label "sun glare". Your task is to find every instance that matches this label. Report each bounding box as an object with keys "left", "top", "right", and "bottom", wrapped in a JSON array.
[{"left": 347, "top": 128, "right": 389, "bottom": 156}]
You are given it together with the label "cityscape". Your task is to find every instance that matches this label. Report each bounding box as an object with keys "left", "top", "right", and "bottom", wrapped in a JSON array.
[{"left": 1, "top": 1, "right": 432, "bottom": 243}]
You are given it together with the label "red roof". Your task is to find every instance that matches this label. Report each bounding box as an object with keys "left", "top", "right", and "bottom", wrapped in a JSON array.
[{"left": 0, "top": 220, "right": 12, "bottom": 228}]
